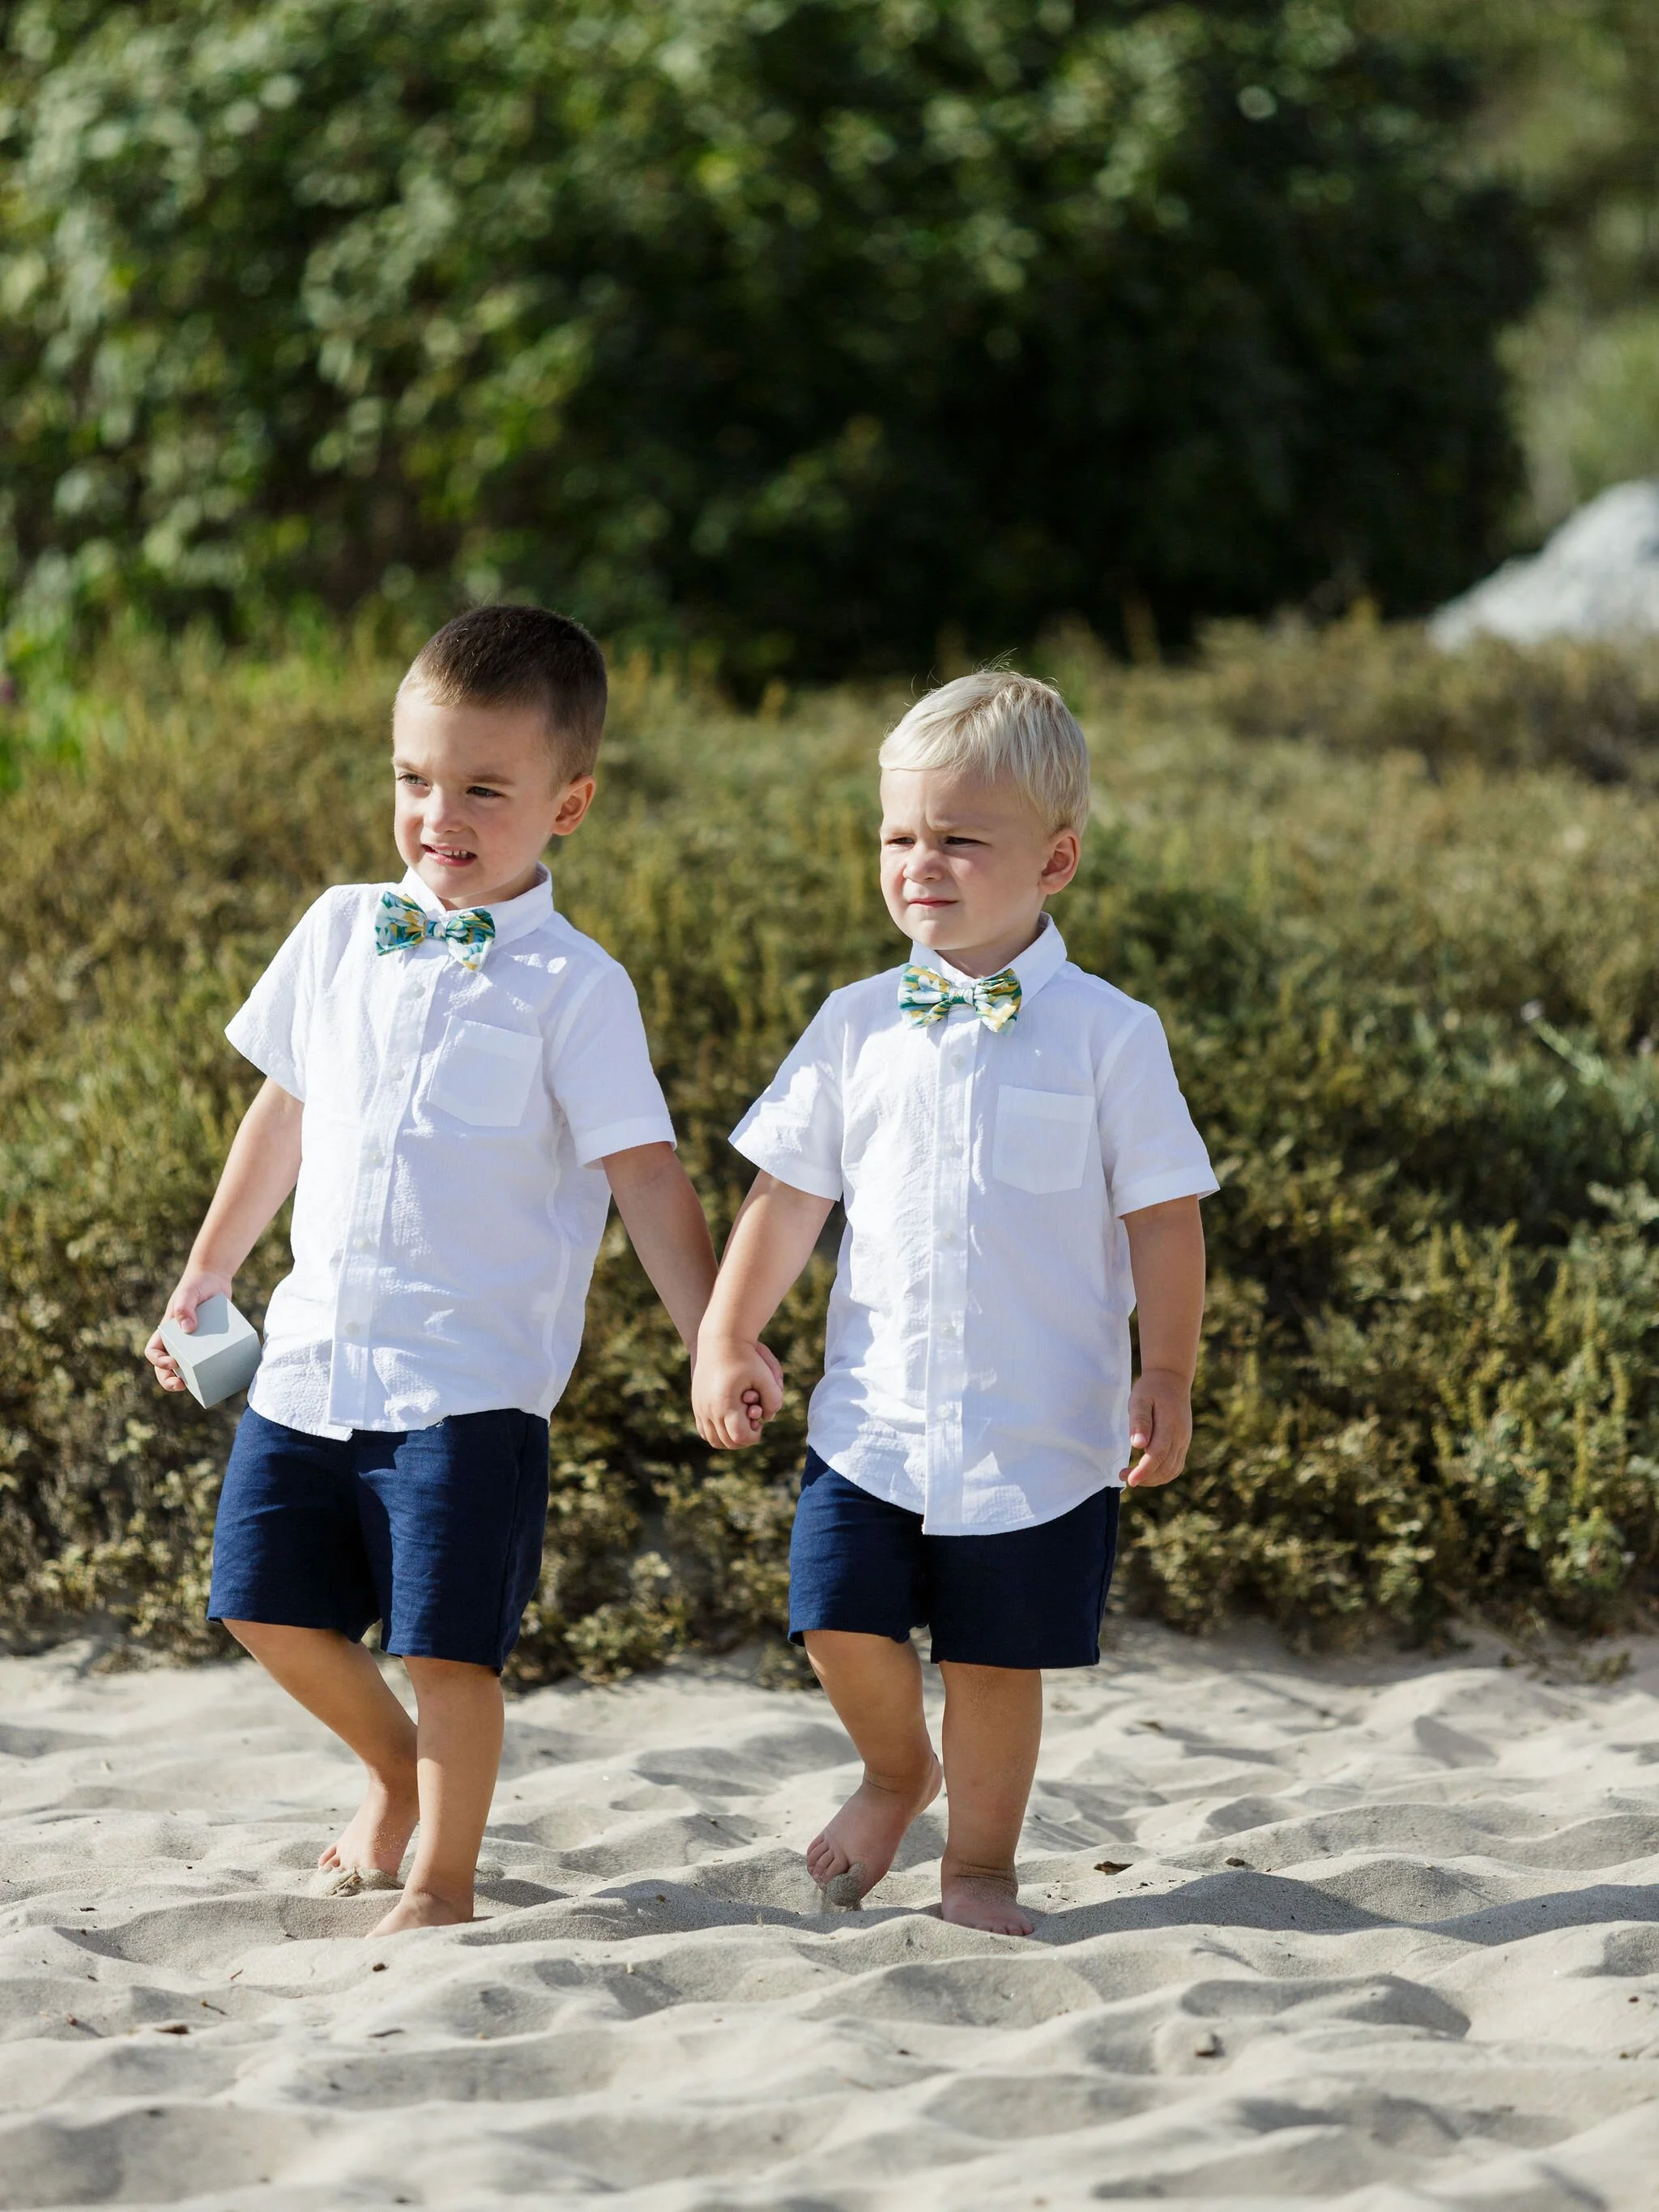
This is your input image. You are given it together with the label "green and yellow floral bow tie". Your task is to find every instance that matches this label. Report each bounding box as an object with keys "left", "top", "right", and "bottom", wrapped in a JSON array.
[
  {"left": 373, "top": 889, "right": 496, "bottom": 972},
  {"left": 898, "top": 962, "right": 1022, "bottom": 1032}
]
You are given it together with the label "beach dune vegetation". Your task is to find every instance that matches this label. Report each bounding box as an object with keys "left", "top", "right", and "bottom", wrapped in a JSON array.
[{"left": 5, "top": 621, "right": 1659, "bottom": 1669}]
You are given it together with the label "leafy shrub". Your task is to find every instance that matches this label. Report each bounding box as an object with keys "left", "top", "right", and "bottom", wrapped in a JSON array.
[
  {"left": 0, "top": 0, "right": 1536, "bottom": 682},
  {"left": 1184, "top": 614, "right": 1659, "bottom": 785},
  {"left": 6, "top": 621, "right": 1659, "bottom": 1671},
  {"left": 1368, "top": 0, "right": 1659, "bottom": 534}
]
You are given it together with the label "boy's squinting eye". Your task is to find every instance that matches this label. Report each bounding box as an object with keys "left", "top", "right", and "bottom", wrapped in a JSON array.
[{"left": 467, "top": 784, "right": 504, "bottom": 799}]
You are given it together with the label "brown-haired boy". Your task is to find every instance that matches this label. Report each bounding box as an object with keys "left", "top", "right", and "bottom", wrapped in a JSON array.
[{"left": 146, "top": 605, "right": 725, "bottom": 1935}]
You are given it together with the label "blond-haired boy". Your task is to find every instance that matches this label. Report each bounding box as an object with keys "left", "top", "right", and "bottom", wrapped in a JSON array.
[{"left": 694, "top": 671, "right": 1216, "bottom": 1935}]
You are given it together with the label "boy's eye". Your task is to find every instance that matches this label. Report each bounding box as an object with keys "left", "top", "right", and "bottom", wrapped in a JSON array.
[{"left": 467, "top": 785, "right": 503, "bottom": 799}]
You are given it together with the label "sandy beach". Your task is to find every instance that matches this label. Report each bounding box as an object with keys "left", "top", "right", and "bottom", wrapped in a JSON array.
[{"left": 3, "top": 1621, "right": 1659, "bottom": 2210}]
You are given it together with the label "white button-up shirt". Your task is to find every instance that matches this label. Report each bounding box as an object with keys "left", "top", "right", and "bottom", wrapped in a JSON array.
[
  {"left": 226, "top": 867, "right": 674, "bottom": 1438},
  {"left": 730, "top": 918, "right": 1217, "bottom": 1532}
]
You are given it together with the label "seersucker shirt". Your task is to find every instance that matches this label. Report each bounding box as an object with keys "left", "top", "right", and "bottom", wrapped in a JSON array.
[
  {"left": 730, "top": 918, "right": 1218, "bottom": 1533},
  {"left": 225, "top": 865, "right": 675, "bottom": 1439}
]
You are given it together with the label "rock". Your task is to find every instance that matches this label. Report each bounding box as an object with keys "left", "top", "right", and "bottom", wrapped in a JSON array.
[{"left": 1431, "top": 479, "right": 1659, "bottom": 648}]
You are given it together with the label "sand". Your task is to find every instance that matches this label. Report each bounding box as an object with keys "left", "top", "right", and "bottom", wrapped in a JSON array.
[{"left": 3, "top": 1622, "right": 1659, "bottom": 2211}]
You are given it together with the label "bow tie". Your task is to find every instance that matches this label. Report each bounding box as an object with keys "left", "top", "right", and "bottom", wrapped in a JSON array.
[
  {"left": 373, "top": 889, "right": 496, "bottom": 971},
  {"left": 898, "top": 962, "right": 1022, "bottom": 1032}
]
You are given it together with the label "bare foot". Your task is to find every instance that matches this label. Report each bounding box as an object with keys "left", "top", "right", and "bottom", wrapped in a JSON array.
[
  {"left": 367, "top": 1885, "right": 474, "bottom": 1937},
  {"left": 940, "top": 1865, "right": 1035, "bottom": 1937},
  {"left": 318, "top": 1773, "right": 418, "bottom": 1881},
  {"left": 806, "top": 1753, "right": 941, "bottom": 1907}
]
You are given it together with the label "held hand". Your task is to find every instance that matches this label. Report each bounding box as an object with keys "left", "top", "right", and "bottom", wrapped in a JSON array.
[
  {"left": 736, "top": 1341, "right": 786, "bottom": 1447},
  {"left": 143, "top": 1268, "right": 234, "bottom": 1394},
  {"left": 1122, "top": 1367, "right": 1193, "bottom": 1490},
  {"left": 693, "top": 1335, "right": 786, "bottom": 1451},
  {"left": 755, "top": 1340, "right": 785, "bottom": 1398}
]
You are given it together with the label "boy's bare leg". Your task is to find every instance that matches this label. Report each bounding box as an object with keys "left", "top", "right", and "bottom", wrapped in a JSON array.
[
  {"left": 936, "top": 1660, "right": 1043, "bottom": 1937},
  {"left": 369, "top": 1658, "right": 505, "bottom": 1936},
  {"left": 801, "top": 1630, "right": 942, "bottom": 1903},
  {"left": 223, "top": 1621, "right": 419, "bottom": 1877}
]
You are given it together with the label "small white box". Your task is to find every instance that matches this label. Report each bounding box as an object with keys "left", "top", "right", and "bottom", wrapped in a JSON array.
[{"left": 158, "top": 1294, "right": 262, "bottom": 1409}]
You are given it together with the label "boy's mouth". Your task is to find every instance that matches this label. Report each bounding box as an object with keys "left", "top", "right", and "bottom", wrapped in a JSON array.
[{"left": 424, "top": 843, "right": 477, "bottom": 869}]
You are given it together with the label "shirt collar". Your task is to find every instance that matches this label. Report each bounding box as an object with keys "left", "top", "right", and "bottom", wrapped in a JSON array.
[
  {"left": 908, "top": 911, "right": 1068, "bottom": 1008},
  {"left": 397, "top": 863, "right": 554, "bottom": 950}
]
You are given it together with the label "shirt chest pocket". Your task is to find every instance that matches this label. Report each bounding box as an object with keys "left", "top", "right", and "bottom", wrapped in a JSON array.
[
  {"left": 992, "top": 1085, "right": 1097, "bottom": 1196},
  {"left": 427, "top": 1018, "right": 544, "bottom": 1129}
]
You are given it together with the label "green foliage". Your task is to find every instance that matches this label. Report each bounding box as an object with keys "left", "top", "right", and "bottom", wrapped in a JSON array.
[
  {"left": 6, "top": 623, "right": 1659, "bottom": 1671},
  {"left": 1366, "top": 0, "right": 1659, "bottom": 531},
  {"left": 1185, "top": 612, "right": 1659, "bottom": 785},
  {"left": 0, "top": 0, "right": 1535, "bottom": 682}
]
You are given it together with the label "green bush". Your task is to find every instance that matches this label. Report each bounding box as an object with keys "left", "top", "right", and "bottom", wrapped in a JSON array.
[
  {"left": 0, "top": 0, "right": 1535, "bottom": 682},
  {"left": 1186, "top": 614, "right": 1659, "bottom": 786},
  {"left": 1367, "top": 0, "right": 1659, "bottom": 534},
  {"left": 5, "top": 622, "right": 1659, "bottom": 1670}
]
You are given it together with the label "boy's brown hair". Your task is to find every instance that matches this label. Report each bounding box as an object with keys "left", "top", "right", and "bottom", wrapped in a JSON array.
[{"left": 404, "top": 604, "right": 608, "bottom": 780}]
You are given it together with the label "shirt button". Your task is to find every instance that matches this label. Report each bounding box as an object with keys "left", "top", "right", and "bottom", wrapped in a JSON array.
[
  {"left": 343, "top": 1321, "right": 362, "bottom": 1339},
  {"left": 365, "top": 1149, "right": 384, "bottom": 1167},
  {"left": 389, "top": 1065, "right": 407, "bottom": 1082},
  {"left": 353, "top": 1234, "right": 372, "bottom": 1253}
]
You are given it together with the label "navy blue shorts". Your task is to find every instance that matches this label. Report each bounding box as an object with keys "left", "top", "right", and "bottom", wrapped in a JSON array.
[
  {"left": 788, "top": 1450, "right": 1120, "bottom": 1669},
  {"left": 207, "top": 1406, "right": 549, "bottom": 1673}
]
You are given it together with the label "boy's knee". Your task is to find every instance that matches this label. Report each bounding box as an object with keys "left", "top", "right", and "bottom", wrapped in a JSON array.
[
  {"left": 222, "top": 1617, "right": 343, "bottom": 1660},
  {"left": 804, "top": 1628, "right": 907, "bottom": 1661},
  {"left": 221, "top": 1616, "right": 274, "bottom": 1656},
  {"left": 937, "top": 1659, "right": 1044, "bottom": 1707},
  {"left": 400, "top": 1654, "right": 501, "bottom": 1689},
  {"left": 802, "top": 1630, "right": 922, "bottom": 1698}
]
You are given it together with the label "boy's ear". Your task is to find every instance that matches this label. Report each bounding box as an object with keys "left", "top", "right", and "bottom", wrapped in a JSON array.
[
  {"left": 1040, "top": 826, "right": 1081, "bottom": 894},
  {"left": 550, "top": 776, "right": 597, "bottom": 838}
]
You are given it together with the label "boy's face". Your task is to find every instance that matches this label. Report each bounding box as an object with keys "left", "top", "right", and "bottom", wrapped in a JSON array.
[
  {"left": 878, "top": 765, "right": 1081, "bottom": 978},
  {"left": 390, "top": 686, "right": 595, "bottom": 910}
]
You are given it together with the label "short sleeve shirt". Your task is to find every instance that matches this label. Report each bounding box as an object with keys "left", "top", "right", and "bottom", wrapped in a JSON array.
[
  {"left": 226, "top": 867, "right": 675, "bottom": 1438},
  {"left": 730, "top": 918, "right": 1218, "bottom": 1532}
]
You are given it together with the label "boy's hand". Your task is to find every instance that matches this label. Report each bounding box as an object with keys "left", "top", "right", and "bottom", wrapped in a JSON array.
[
  {"left": 145, "top": 1269, "right": 234, "bottom": 1393},
  {"left": 694, "top": 1335, "right": 785, "bottom": 1451},
  {"left": 1122, "top": 1367, "right": 1192, "bottom": 1489}
]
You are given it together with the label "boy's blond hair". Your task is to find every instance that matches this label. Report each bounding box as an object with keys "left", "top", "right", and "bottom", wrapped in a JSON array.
[{"left": 878, "top": 671, "right": 1091, "bottom": 834}]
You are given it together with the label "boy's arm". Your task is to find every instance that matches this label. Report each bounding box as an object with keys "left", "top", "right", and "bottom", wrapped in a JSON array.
[
  {"left": 1121, "top": 1194, "right": 1206, "bottom": 1490},
  {"left": 603, "top": 1141, "right": 720, "bottom": 1354},
  {"left": 145, "top": 1076, "right": 304, "bottom": 1392},
  {"left": 694, "top": 1171, "right": 834, "bottom": 1451}
]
